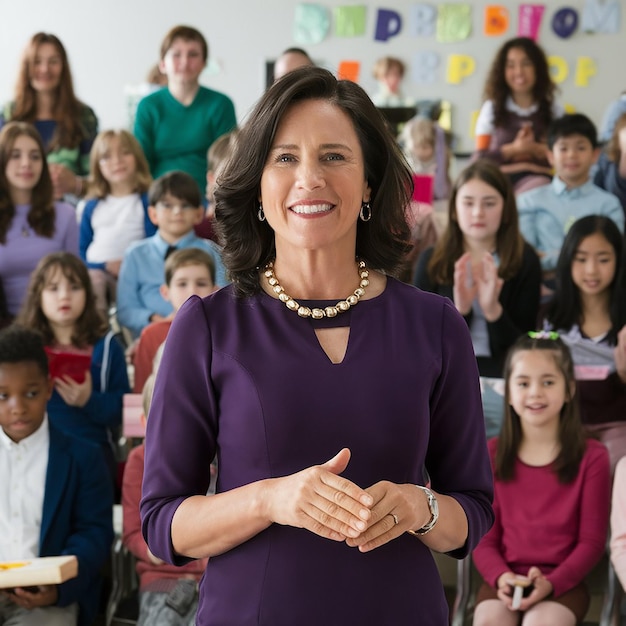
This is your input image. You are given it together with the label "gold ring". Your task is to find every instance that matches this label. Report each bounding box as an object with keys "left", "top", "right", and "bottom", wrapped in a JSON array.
[{"left": 390, "top": 513, "right": 399, "bottom": 525}]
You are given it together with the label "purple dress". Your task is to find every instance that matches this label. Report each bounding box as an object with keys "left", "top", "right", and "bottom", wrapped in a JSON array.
[{"left": 141, "top": 277, "right": 494, "bottom": 625}]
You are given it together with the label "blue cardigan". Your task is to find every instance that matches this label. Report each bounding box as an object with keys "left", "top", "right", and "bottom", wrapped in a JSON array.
[
  {"left": 79, "top": 192, "right": 156, "bottom": 270},
  {"left": 41, "top": 423, "right": 114, "bottom": 625},
  {"left": 47, "top": 331, "right": 130, "bottom": 445}
]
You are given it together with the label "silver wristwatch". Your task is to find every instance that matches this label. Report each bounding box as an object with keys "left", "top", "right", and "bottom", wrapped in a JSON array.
[{"left": 407, "top": 485, "right": 439, "bottom": 536}]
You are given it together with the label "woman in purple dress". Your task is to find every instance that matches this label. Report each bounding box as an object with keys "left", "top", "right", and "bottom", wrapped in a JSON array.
[{"left": 141, "top": 67, "right": 494, "bottom": 625}]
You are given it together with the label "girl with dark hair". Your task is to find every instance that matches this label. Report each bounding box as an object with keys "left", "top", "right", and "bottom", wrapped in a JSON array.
[
  {"left": 473, "top": 334, "right": 610, "bottom": 626},
  {"left": 0, "top": 121, "right": 78, "bottom": 317},
  {"left": 473, "top": 37, "right": 562, "bottom": 194},
  {"left": 414, "top": 160, "right": 541, "bottom": 436},
  {"left": 16, "top": 251, "right": 130, "bottom": 486},
  {"left": 0, "top": 33, "right": 98, "bottom": 201},
  {"left": 542, "top": 215, "right": 626, "bottom": 471},
  {"left": 141, "top": 67, "right": 494, "bottom": 625}
]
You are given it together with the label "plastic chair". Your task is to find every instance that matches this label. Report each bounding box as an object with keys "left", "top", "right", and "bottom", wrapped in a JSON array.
[
  {"left": 106, "top": 505, "right": 139, "bottom": 625},
  {"left": 599, "top": 559, "right": 623, "bottom": 626}
]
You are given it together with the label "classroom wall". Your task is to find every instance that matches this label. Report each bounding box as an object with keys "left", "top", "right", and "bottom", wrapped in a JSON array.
[{"left": 1, "top": 0, "right": 623, "bottom": 153}]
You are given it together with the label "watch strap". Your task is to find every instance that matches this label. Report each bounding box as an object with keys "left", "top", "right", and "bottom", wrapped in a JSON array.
[{"left": 406, "top": 485, "right": 439, "bottom": 536}]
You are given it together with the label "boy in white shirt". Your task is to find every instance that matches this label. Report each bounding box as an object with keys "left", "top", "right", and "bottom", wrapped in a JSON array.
[{"left": 0, "top": 326, "right": 113, "bottom": 626}]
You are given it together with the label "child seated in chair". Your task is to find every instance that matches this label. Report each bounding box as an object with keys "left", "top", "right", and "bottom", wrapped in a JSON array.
[
  {"left": 116, "top": 170, "right": 227, "bottom": 339},
  {"left": 473, "top": 334, "right": 610, "bottom": 626},
  {"left": 132, "top": 247, "right": 217, "bottom": 393},
  {"left": 399, "top": 115, "right": 451, "bottom": 202},
  {"left": 122, "top": 371, "right": 207, "bottom": 626},
  {"left": 0, "top": 326, "right": 113, "bottom": 626}
]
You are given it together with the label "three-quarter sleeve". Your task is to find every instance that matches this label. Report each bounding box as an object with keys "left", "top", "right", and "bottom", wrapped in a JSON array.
[
  {"left": 141, "top": 295, "right": 217, "bottom": 565},
  {"left": 426, "top": 298, "right": 495, "bottom": 557}
]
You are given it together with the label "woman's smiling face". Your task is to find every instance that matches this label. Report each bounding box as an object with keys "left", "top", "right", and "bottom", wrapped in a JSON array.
[{"left": 259, "top": 99, "right": 371, "bottom": 256}]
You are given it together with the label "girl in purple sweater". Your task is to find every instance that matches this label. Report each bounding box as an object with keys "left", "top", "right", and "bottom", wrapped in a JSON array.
[
  {"left": 0, "top": 121, "right": 78, "bottom": 317},
  {"left": 473, "top": 334, "right": 610, "bottom": 625}
]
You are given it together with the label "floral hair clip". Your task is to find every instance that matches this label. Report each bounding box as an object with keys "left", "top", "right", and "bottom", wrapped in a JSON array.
[{"left": 528, "top": 330, "right": 559, "bottom": 340}]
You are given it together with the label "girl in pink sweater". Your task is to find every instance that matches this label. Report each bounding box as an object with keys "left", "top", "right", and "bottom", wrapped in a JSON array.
[{"left": 473, "top": 333, "right": 611, "bottom": 626}]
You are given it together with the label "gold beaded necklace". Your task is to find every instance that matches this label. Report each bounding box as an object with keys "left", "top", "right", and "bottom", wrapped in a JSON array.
[{"left": 263, "top": 259, "right": 369, "bottom": 319}]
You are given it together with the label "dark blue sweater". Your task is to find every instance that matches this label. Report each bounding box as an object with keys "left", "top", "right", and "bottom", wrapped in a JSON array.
[{"left": 47, "top": 331, "right": 130, "bottom": 445}]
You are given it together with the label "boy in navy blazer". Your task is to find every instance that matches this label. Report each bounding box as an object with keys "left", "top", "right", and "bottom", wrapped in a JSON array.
[{"left": 0, "top": 326, "right": 113, "bottom": 626}]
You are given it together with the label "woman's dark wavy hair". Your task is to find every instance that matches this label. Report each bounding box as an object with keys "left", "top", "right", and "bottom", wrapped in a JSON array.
[
  {"left": 0, "top": 121, "right": 54, "bottom": 243},
  {"left": 214, "top": 66, "right": 412, "bottom": 297},
  {"left": 428, "top": 159, "right": 524, "bottom": 284},
  {"left": 483, "top": 37, "right": 556, "bottom": 129},
  {"left": 544, "top": 215, "right": 626, "bottom": 345},
  {"left": 16, "top": 252, "right": 107, "bottom": 347},
  {"left": 496, "top": 334, "right": 586, "bottom": 484}
]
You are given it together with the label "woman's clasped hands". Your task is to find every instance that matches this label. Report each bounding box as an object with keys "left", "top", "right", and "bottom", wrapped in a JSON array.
[{"left": 265, "top": 448, "right": 430, "bottom": 552}]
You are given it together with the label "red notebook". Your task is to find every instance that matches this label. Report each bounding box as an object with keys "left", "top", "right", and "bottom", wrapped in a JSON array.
[
  {"left": 412, "top": 173, "right": 434, "bottom": 205},
  {"left": 44, "top": 347, "right": 91, "bottom": 383}
]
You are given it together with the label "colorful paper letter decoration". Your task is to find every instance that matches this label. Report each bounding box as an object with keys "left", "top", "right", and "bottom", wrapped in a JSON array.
[
  {"left": 294, "top": 4, "right": 330, "bottom": 45},
  {"left": 581, "top": 0, "right": 620, "bottom": 33},
  {"left": 552, "top": 7, "right": 578, "bottom": 38},
  {"left": 337, "top": 61, "right": 360, "bottom": 82},
  {"left": 375, "top": 9, "right": 402, "bottom": 41},
  {"left": 575, "top": 57, "right": 597, "bottom": 87},
  {"left": 410, "top": 3, "right": 437, "bottom": 37},
  {"left": 548, "top": 56, "right": 568, "bottom": 84},
  {"left": 412, "top": 51, "right": 439, "bottom": 84},
  {"left": 334, "top": 5, "right": 367, "bottom": 37},
  {"left": 446, "top": 54, "right": 475, "bottom": 84},
  {"left": 484, "top": 5, "right": 509, "bottom": 36},
  {"left": 436, "top": 4, "right": 472, "bottom": 43},
  {"left": 518, "top": 4, "right": 545, "bottom": 39},
  {"left": 470, "top": 110, "right": 480, "bottom": 138}
]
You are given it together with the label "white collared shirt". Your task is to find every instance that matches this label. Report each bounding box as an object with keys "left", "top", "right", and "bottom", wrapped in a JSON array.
[
  {"left": 475, "top": 97, "right": 564, "bottom": 137},
  {"left": 0, "top": 416, "right": 49, "bottom": 561}
]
